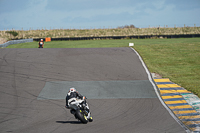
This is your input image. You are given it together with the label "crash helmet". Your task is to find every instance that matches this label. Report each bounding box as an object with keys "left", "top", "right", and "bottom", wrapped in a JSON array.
[
  {"left": 41, "top": 39, "right": 43, "bottom": 41},
  {"left": 69, "top": 87, "right": 76, "bottom": 92}
]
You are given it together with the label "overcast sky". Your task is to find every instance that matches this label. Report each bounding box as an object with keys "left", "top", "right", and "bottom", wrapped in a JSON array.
[{"left": 0, "top": 0, "right": 200, "bottom": 30}]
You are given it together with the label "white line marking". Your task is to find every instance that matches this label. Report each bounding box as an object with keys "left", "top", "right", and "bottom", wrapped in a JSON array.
[{"left": 129, "top": 47, "right": 190, "bottom": 132}]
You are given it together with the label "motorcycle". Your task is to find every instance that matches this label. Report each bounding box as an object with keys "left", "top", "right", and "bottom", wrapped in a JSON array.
[
  {"left": 38, "top": 41, "right": 44, "bottom": 48},
  {"left": 68, "top": 97, "right": 93, "bottom": 124}
]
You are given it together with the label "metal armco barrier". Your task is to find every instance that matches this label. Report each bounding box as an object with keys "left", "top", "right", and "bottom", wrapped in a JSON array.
[
  {"left": 0, "top": 38, "right": 33, "bottom": 48},
  {"left": 33, "top": 34, "right": 200, "bottom": 41}
]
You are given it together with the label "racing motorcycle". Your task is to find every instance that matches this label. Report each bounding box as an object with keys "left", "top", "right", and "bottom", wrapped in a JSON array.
[
  {"left": 38, "top": 40, "right": 44, "bottom": 48},
  {"left": 69, "top": 97, "right": 93, "bottom": 124}
]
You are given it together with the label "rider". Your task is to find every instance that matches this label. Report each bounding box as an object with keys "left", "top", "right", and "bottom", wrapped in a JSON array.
[
  {"left": 65, "top": 88, "right": 93, "bottom": 122},
  {"left": 38, "top": 39, "right": 44, "bottom": 48},
  {"left": 65, "top": 88, "right": 84, "bottom": 109}
]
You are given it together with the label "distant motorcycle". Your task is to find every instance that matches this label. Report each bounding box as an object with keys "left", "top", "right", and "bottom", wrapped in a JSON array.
[
  {"left": 69, "top": 97, "right": 93, "bottom": 124},
  {"left": 38, "top": 39, "right": 44, "bottom": 48}
]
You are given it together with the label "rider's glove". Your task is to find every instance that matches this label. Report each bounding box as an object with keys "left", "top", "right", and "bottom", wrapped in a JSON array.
[{"left": 82, "top": 96, "right": 87, "bottom": 100}]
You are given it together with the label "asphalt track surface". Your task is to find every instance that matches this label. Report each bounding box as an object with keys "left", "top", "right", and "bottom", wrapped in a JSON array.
[{"left": 0, "top": 48, "right": 187, "bottom": 133}]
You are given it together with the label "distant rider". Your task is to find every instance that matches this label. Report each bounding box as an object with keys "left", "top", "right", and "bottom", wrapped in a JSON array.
[
  {"left": 65, "top": 88, "right": 93, "bottom": 122},
  {"left": 38, "top": 39, "right": 44, "bottom": 48}
]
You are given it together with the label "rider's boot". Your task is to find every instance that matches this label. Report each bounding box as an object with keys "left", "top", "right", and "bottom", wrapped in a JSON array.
[
  {"left": 87, "top": 111, "right": 93, "bottom": 122},
  {"left": 88, "top": 116, "right": 93, "bottom": 122}
]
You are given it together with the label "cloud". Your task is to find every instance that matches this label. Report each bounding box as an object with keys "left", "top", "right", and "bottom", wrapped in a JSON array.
[
  {"left": 152, "top": 0, "right": 165, "bottom": 10},
  {"left": 0, "top": 0, "right": 200, "bottom": 30},
  {"left": 0, "top": 0, "right": 51, "bottom": 29},
  {"left": 164, "top": 0, "right": 200, "bottom": 11},
  {"left": 46, "top": 0, "right": 135, "bottom": 11},
  {"left": 0, "top": 0, "right": 31, "bottom": 13}
]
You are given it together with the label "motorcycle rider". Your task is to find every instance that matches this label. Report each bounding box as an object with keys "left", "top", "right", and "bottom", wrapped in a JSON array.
[
  {"left": 38, "top": 39, "right": 44, "bottom": 48},
  {"left": 65, "top": 88, "right": 93, "bottom": 122}
]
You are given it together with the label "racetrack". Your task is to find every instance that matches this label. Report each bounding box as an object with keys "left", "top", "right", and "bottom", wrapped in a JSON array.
[{"left": 0, "top": 48, "right": 187, "bottom": 133}]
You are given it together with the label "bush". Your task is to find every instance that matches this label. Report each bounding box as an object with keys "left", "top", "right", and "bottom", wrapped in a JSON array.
[
  {"left": 5, "top": 31, "right": 18, "bottom": 37},
  {"left": 118, "top": 24, "right": 137, "bottom": 29}
]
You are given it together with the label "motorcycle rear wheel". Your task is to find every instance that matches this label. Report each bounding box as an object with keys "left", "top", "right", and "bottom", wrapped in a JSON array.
[{"left": 75, "top": 109, "right": 88, "bottom": 124}]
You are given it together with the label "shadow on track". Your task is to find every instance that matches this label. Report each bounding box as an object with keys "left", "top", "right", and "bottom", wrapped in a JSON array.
[{"left": 56, "top": 121, "right": 82, "bottom": 124}]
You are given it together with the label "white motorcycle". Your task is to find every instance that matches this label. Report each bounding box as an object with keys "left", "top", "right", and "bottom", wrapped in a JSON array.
[{"left": 68, "top": 97, "right": 93, "bottom": 124}]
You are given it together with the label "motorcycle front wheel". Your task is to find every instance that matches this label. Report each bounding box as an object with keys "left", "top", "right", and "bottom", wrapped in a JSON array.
[{"left": 75, "top": 109, "right": 88, "bottom": 124}]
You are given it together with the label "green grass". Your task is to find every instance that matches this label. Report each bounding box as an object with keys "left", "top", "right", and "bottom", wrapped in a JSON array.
[
  {"left": 7, "top": 40, "right": 128, "bottom": 48},
  {"left": 6, "top": 38, "right": 200, "bottom": 97},
  {"left": 7, "top": 38, "right": 200, "bottom": 48},
  {"left": 134, "top": 38, "right": 200, "bottom": 97}
]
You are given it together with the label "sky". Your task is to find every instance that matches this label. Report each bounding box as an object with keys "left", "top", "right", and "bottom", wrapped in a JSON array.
[{"left": 0, "top": 0, "right": 200, "bottom": 30}]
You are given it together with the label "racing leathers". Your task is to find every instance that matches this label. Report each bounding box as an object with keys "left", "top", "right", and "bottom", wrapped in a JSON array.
[
  {"left": 38, "top": 40, "right": 44, "bottom": 48},
  {"left": 65, "top": 90, "right": 84, "bottom": 109}
]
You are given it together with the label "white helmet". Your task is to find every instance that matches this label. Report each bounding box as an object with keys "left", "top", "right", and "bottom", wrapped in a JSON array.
[{"left": 69, "top": 88, "right": 76, "bottom": 92}]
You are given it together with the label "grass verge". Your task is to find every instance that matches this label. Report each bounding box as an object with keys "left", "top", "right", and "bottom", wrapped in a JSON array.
[
  {"left": 5, "top": 38, "right": 200, "bottom": 97},
  {"left": 134, "top": 38, "right": 200, "bottom": 97}
]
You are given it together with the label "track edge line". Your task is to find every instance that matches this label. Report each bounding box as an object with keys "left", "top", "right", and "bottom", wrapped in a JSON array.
[{"left": 129, "top": 47, "right": 191, "bottom": 133}]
